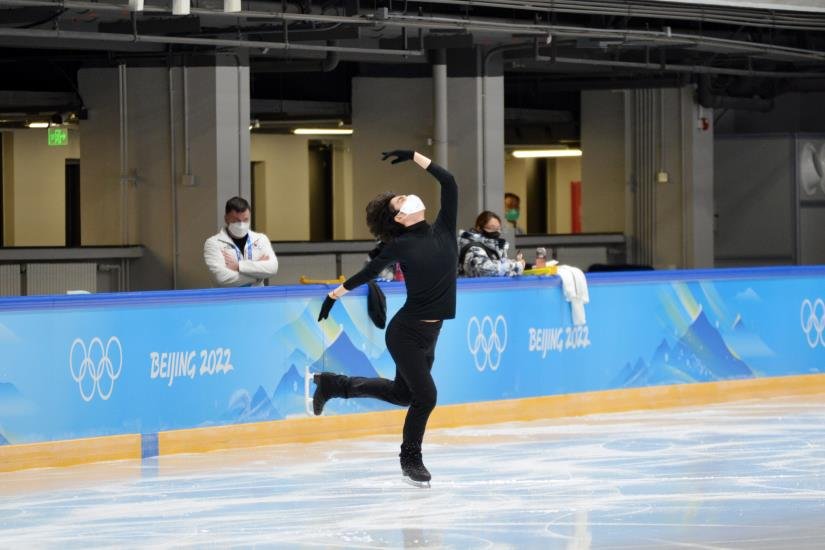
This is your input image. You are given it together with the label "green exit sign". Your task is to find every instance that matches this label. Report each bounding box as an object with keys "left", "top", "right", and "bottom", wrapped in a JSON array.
[{"left": 48, "top": 127, "right": 68, "bottom": 146}]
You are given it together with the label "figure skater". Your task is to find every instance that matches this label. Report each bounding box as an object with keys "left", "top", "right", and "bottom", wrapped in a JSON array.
[{"left": 315, "top": 149, "right": 458, "bottom": 488}]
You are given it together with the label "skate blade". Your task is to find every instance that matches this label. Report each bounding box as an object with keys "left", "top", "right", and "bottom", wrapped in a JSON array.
[
  {"left": 402, "top": 476, "right": 431, "bottom": 489},
  {"left": 303, "top": 367, "right": 315, "bottom": 417}
]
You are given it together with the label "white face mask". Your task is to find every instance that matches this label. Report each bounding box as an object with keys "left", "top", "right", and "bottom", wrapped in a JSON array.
[
  {"left": 399, "top": 194, "right": 425, "bottom": 215},
  {"left": 228, "top": 221, "right": 250, "bottom": 238}
]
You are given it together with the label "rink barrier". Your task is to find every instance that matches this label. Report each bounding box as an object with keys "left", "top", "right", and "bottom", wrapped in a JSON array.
[
  {"left": 156, "top": 373, "right": 825, "bottom": 454},
  {"left": 2, "top": 373, "right": 824, "bottom": 472},
  {"left": 0, "top": 434, "right": 141, "bottom": 472},
  {"left": 1, "top": 265, "right": 824, "bottom": 472}
]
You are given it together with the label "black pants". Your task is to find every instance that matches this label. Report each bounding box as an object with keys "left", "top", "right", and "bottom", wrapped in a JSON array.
[{"left": 345, "top": 315, "right": 443, "bottom": 451}]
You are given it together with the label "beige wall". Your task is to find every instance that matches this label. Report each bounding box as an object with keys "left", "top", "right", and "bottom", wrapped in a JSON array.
[
  {"left": 547, "top": 157, "right": 581, "bottom": 234},
  {"left": 351, "top": 78, "right": 436, "bottom": 240},
  {"left": 78, "top": 65, "right": 251, "bottom": 290},
  {"left": 78, "top": 69, "right": 123, "bottom": 247},
  {"left": 1, "top": 133, "right": 12, "bottom": 244},
  {"left": 2, "top": 128, "right": 80, "bottom": 246},
  {"left": 331, "top": 140, "right": 354, "bottom": 240},
  {"left": 250, "top": 134, "right": 311, "bottom": 241},
  {"left": 581, "top": 90, "right": 626, "bottom": 233}
]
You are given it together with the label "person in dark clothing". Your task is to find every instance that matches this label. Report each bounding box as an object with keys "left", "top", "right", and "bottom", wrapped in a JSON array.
[{"left": 315, "top": 149, "right": 458, "bottom": 488}]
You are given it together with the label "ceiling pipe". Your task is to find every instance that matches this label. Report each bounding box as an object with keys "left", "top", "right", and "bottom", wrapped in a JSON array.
[
  {"left": 0, "top": 27, "right": 425, "bottom": 58},
  {"left": 254, "top": 41, "right": 340, "bottom": 73},
  {"left": 419, "top": 0, "right": 825, "bottom": 31},
  {"left": 503, "top": 43, "right": 825, "bottom": 78},
  {"left": 2, "top": 0, "right": 825, "bottom": 63}
]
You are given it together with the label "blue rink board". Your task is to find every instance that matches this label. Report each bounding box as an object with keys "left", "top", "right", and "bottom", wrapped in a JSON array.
[{"left": 0, "top": 266, "right": 824, "bottom": 445}]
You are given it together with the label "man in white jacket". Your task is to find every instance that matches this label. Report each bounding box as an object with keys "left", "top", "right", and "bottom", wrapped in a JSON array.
[{"left": 203, "top": 197, "right": 279, "bottom": 287}]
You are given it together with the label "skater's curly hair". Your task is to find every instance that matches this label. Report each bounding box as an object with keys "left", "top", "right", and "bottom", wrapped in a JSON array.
[{"left": 366, "top": 191, "right": 404, "bottom": 243}]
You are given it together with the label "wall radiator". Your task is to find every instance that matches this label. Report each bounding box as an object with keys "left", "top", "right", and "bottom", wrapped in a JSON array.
[
  {"left": 26, "top": 263, "right": 97, "bottom": 295},
  {"left": 0, "top": 265, "right": 21, "bottom": 296}
]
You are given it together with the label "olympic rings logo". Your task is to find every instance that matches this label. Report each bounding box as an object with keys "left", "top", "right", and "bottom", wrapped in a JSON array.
[
  {"left": 467, "top": 315, "right": 508, "bottom": 372},
  {"left": 69, "top": 337, "right": 123, "bottom": 401},
  {"left": 801, "top": 299, "right": 825, "bottom": 349}
]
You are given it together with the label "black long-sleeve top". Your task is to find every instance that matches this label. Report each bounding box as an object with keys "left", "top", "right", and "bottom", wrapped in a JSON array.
[{"left": 343, "top": 163, "right": 458, "bottom": 320}]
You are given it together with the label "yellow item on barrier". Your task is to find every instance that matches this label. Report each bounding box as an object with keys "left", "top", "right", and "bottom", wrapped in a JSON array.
[
  {"left": 523, "top": 265, "right": 558, "bottom": 276},
  {"left": 299, "top": 275, "right": 346, "bottom": 285}
]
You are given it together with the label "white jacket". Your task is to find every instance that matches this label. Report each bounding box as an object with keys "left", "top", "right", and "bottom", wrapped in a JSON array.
[{"left": 203, "top": 227, "right": 279, "bottom": 287}]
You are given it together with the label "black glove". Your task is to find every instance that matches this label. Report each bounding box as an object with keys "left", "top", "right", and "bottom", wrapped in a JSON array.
[
  {"left": 318, "top": 294, "right": 337, "bottom": 322},
  {"left": 381, "top": 150, "right": 414, "bottom": 164}
]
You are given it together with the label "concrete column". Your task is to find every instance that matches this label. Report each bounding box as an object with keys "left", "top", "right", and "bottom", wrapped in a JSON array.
[
  {"left": 581, "top": 86, "right": 713, "bottom": 268},
  {"left": 351, "top": 76, "right": 434, "bottom": 240},
  {"left": 350, "top": 47, "right": 504, "bottom": 237},
  {"left": 447, "top": 47, "right": 504, "bottom": 231},
  {"left": 581, "top": 90, "right": 627, "bottom": 235},
  {"left": 79, "top": 60, "right": 250, "bottom": 290},
  {"left": 432, "top": 50, "right": 448, "bottom": 167},
  {"left": 681, "top": 87, "right": 714, "bottom": 268}
]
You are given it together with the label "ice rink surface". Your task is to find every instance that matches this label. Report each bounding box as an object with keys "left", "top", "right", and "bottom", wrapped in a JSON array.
[{"left": 2, "top": 396, "right": 825, "bottom": 549}]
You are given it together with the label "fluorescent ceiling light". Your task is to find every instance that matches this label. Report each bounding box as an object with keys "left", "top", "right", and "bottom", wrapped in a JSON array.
[
  {"left": 512, "top": 149, "right": 582, "bottom": 158},
  {"left": 27, "top": 122, "right": 50, "bottom": 128},
  {"left": 293, "top": 128, "right": 354, "bottom": 135}
]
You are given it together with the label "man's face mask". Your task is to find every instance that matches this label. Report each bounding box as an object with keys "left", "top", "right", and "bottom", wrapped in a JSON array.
[
  {"left": 399, "top": 194, "right": 426, "bottom": 215},
  {"left": 228, "top": 221, "right": 250, "bottom": 238},
  {"left": 505, "top": 208, "right": 520, "bottom": 222}
]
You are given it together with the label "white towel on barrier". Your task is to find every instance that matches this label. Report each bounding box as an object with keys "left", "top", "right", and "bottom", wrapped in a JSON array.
[{"left": 557, "top": 265, "right": 589, "bottom": 326}]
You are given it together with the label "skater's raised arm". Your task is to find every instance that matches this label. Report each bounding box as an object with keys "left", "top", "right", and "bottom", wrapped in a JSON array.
[
  {"left": 381, "top": 150, "right": 457, "bottom": 235},
  {"left": 423, "top": 158, "right": 457, "bottom": 236}
]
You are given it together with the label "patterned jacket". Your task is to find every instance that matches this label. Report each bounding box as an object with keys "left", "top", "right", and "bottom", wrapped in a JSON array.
[{"left": 457, "top": 229, "right": 524, "bottom": 278}]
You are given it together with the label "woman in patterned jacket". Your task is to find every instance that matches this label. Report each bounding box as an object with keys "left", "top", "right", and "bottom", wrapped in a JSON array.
[{"left": 458, "top": 211, "right": 525, "bottom": 277}]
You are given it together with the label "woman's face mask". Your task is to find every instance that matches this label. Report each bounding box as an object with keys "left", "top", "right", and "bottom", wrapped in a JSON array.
[{"left": 480, "top": 219, "right": 501, "bottom": 240}]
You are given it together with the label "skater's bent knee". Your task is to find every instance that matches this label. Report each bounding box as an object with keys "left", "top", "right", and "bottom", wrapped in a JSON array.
[{"left": 415, "top": 390, "right": 437, "bottom": 411}]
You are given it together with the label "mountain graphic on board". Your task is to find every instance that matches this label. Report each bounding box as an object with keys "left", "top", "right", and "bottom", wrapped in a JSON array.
[
  {"left": 306, "top": 331, "right": 392, "bottom": 415},
  {"left": 274, "top": 301, "right": 388, "bottom": 370},
  {"left": 613, "top": 358, "right": 654, "bottom": 388},
  {"left": 272, "top": 307, "right": 327, "bottom": 366},
  {"left": 0, "top": 381, "right": 29, "bottom": 421},
  {"left": 287, "top": 348, "right": 311, "bottom": 371},
  {"left": 225, "top": 386, "right": 282, "bottom": 422},
  {"left": 371, "top": 348, "right": 396, "bottom": 378},
  {"left": 722, "top": 314, "right": 776, "bottom": 362},
  {"left": 332, "top": 301, "right": 388, "bottom": 358},
  {"left": 614, "top": 309, "right": 753, "bottom": 388},
  {"left": 0, "top": 382, "right": 21, "bottom": 400},
  {"left": 0, "top": 432, "right": 7, "bottom": 445},
  {"left": 310, "top": 331, "right": 382, "bottom": 379},
  {"left": 676, "top": 309, "right": 753, "bottom": 379},
  {"left": 272, "top": 364, "right": 308, "bottom": 417}
]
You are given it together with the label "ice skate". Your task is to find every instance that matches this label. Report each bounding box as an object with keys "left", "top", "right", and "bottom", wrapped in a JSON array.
[
  {"left": 400, "top": 446, "right": 431, "bottom": 488},
  {"left": 311, "top": 372, "right": 334, "bottom": 416}
]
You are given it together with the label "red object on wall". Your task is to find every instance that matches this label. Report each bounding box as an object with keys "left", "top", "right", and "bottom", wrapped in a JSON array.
[{"left": 571, "top": 180, "right": 582, "bottom": 234}]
